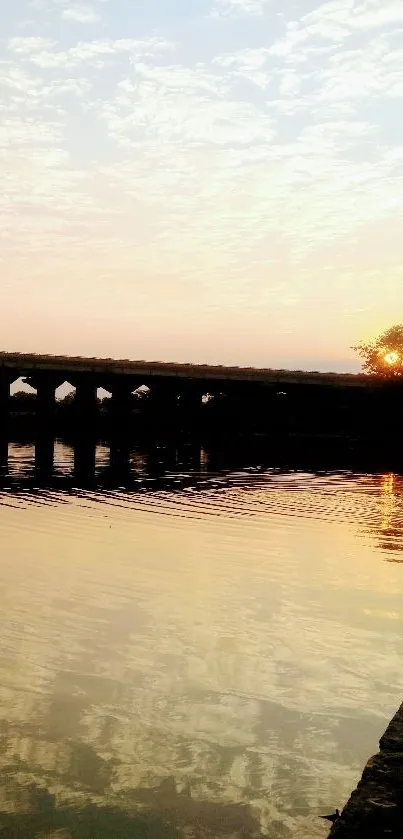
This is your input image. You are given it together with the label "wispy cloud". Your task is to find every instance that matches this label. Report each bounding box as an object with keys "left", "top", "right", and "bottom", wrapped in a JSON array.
[
  {"left": 8, "top": 35, "right": 174, "bottom": 69},
  {"left": 61, "top": 5, "right": 101, "bottom": 25},
  {"left": 212, "top": 0, "right": 271, "bottom": 16},
  {"left": 1, "top": 0, "right": 403, "bottom": 364}
]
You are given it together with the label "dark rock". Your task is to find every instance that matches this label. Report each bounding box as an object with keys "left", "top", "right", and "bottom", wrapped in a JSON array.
[
  {"left": 328, "top": 703, "right": 403, "bottom": 838},
  {"left": 380, "top": 704, "right": 403, "bottom": 753}
]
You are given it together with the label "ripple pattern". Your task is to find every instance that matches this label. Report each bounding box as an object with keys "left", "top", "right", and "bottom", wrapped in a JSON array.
[{"left": 0, "top": 442, "right": 402, "bottom": 838}]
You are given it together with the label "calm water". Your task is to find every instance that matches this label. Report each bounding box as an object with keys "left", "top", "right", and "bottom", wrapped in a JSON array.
[{"left": 0, "top": 441, "right": 402, "bottom": 838}]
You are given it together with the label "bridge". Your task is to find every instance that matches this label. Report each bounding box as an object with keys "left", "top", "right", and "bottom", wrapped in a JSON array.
[
  {"left": 0, "top": 351, "right": 399, "bottom": 478},
  {"left": 0, "top": 350, "right": 372, "bottom": 388},
  {"left": 0, "top": 350, "right": 378, "bottom": 429}
]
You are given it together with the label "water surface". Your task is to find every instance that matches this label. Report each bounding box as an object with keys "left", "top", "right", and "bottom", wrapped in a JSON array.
[{"left": 0, "top": 441, "right": 402, "bottom": 838}]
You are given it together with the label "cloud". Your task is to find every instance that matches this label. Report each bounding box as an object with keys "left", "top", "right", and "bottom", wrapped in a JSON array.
[
  {"left": 212, "top": 0, "right": 271, "bottom": 17},
  {"left": 1, "top": 32, "right": 402, "bottom": 275},
  {"left": 93, "top": 61, "right": 277, "bottom": 189},
  {"left": 305, "top": 0, "right": 403, "bottom": 34},
  {"left": 2, "top": 0, "right": 403, "bottom": 345},
  {"left": 268, "top": 0, "right": 403, "bottom": 57},
  {"left": 213, "top": 48, "right": 271, "bottom": 89},
  {"left": 7, "top": 35, "right": 174, "bottom": 70},
  {"left": 61, "top": 4, "right": 102, "bottom": 24},
  {"left": 8, "top": 37, "right": 58, "bottom": 54}
]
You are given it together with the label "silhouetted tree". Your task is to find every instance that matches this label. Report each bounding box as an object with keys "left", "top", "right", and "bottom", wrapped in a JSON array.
[
  {"left": 58, "top": 391, "right": 76, "bottom": 404},
  {"left": 57, "top": 392, "right": 105, "bottom": 406},
  {"left": 352, "top": 325, "right": 403, "bottom": 377},
  {"left": 10, "top": 391, "right": 36, "bottom": 412}
]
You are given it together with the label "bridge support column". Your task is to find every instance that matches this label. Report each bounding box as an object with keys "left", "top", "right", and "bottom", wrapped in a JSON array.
[
  {"left": 75, "top": 381, "right": 98, "bottom": 430},
  {"left": 25, "top": 377, "right": 58, "bottom": 476},
  {"left": 108, "top": 384, "right": 133, "bottom": 478},
  {"left": 35, "top": 378, "right": 57, "bottom": 430},
  {"left": 35, "top": 436, "right": 55, "bottom": 479},
  {"left": 110, "top": 384, "right": 133, "bottom": 435},
  {"left": 151, "top": 382, "right": 178, "bottom": 416},
  {"left": 178, "top": 387, "right": 201, "bottom": 432},
  {"left": 74, "top": 440, "right": 96, "bottom": 486},
  {"left": 109, "top": 442, "right": 131, "bottom": 481},
  {"left": 146, "top": 384, "right": 179, "bottom": 434},
  {"left": 0, "top": 438, "right": 8, "bottom": 474},
  {"left": 72, "top": 380, "right": 98, "bottom": 485},
  {"left": 242, "top": 385, "right": 271, "bottom": 433},
  {"left": 0, "top": 372, "right": 10, "bottom": 442},
  {"left": 221, "top": 386, "right": 249, "bottom": 433}
]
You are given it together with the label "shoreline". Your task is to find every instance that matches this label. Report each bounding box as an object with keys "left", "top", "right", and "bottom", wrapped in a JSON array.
[{"left": 328, "top": 702, "right": 403, "bottom": 837}]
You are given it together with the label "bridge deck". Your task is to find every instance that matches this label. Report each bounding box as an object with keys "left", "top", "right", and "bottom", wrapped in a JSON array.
[{"left": 0, "top": 352, "right": 373, "bottom": 388}]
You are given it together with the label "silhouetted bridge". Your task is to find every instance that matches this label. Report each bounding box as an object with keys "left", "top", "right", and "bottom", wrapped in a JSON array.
[
  {"left": 0, "top": 351, "right": 400, "bottom": 448},
  {"left": 0, "top": 350, "right": 372, "bottom": 389}
]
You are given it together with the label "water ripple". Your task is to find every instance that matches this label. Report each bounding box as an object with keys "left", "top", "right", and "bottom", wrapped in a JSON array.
[{"left": 0, "top": 442, "right": 402, "bottom": 838}]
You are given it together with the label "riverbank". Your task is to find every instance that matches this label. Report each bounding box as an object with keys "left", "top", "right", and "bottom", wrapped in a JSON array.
[{"left": 328, "top": 702, "right": 403, "bottom": 837}]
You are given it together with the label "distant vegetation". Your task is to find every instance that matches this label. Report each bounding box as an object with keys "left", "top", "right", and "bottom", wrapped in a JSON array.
[
  {"left": 9, "top": 391, "right": 141, "bottom": 414},
  {"left": 8, "top": 389, "right": 240, "bottom": 436},
  {"left": 352, "top": 325, "right": 403, "bottom": 377}
]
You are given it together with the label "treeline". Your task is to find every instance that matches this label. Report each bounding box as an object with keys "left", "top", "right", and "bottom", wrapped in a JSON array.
[
  {"left": 9, "top": 391, "right": 146, "bottom": 414},
  {"left": 9, "top": 387, "right": 383, "bottom": 438},
  {"left": 7, "top": 389, "right": 240, "bottom": 437}
]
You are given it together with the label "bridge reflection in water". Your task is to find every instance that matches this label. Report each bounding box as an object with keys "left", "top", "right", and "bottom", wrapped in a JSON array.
[{"left": 3, "top": 435, "right": 403, "bottom": 496}]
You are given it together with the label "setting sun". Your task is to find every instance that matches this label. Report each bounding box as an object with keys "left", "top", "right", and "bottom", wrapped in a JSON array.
[{"left": 384, "top": 352, "right": 400, "bottom": 366}]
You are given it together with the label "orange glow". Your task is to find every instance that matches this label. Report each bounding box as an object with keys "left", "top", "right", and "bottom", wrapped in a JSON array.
[
  {"left": 384, "top": 351, "right": 400, "bottom": 366},
  {"left": 381, "top": 473, "right": 396, "bottom": 532},
  {"left": 383, "top": 473, "right": 395, "bottom": 497}
]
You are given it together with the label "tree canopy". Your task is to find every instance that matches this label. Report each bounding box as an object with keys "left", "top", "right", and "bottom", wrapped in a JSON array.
[{"left": 352, "top": 324, "right": 403, "bottom": 376}]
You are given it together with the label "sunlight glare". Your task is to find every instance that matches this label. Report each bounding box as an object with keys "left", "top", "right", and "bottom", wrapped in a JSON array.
[{"left": 384, "top": 352, "right": 400, "bottom": 366}]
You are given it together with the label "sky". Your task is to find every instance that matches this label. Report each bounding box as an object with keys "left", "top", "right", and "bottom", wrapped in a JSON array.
[{"left": 1, "top": 0, "right": 403, "bottom": 372}]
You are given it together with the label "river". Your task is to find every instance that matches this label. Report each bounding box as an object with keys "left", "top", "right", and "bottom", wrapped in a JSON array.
[{"left": 0, "top": 440, "right": 402, "bottom": 838}]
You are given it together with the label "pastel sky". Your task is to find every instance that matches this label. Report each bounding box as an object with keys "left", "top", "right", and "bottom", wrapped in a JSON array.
[{"left": 2, "top": 0, "right": 403, "bottom": 371}]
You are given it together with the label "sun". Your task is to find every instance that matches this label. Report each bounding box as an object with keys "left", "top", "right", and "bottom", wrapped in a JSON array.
[{"left": 384, "top": 351, "right": 400, "bottom": 366}]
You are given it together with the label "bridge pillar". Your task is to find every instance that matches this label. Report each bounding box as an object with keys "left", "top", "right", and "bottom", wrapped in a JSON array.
[
  {"left": 107, "top": 384, "right": 133, "bottom": 478},
  {"left": 147, "top": 383, "right": 179, "bottom": 433},
  {"left": 110, "top": 383, "right": 133, "bottom": 434},
  {"left": 178, "top": 386, "right": 202, "bottom": 432},
  {"left": 0, "top": 438, "right": 8, "bottom": 474},
  {"left": 23, "top": 376, "right": 58, "bottom": 476},
  {"left": 220, "top": 385, "right": 253, "bottom": 433},
  {"left": 0, "top": 372, "right": 10, "bottom": 442},
  {"left": 244, "top": 385, "right": 273, "bottom": 432},
  {"left": 71, "top": 380, "right": 98, "bottom": 485},
  {"left": 74, "top": 380, "right": 98, "bottom": 428},
  {"left": 74, "top": 438, "right": 96, "bottom": 486},
  {"left": 35, "top": 377, "right": 57, "bottom": 429},
  {"left": 35, "top": 436, "right": 55, "bottom": 479},
  {"left": 109, "top": 442, "right": 131, "bottom": 482}
]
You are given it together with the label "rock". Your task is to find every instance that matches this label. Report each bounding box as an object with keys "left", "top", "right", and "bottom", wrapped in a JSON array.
[
  {"left": 380, "top": 703, "right": 403, "bottom": 753},
  {"left": 328, "top": 703, "right": 403, "bottom": 838}
]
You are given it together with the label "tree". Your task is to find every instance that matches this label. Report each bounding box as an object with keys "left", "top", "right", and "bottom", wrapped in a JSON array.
[
  {"left": 58, "top": 391, "right": 76, "bottom": 405},
  {"left": 352, "top": 324, "right": 403, "bottom": 377},
  {"left": 10, "top": 391, "right": 36, "bottom": 413}
]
